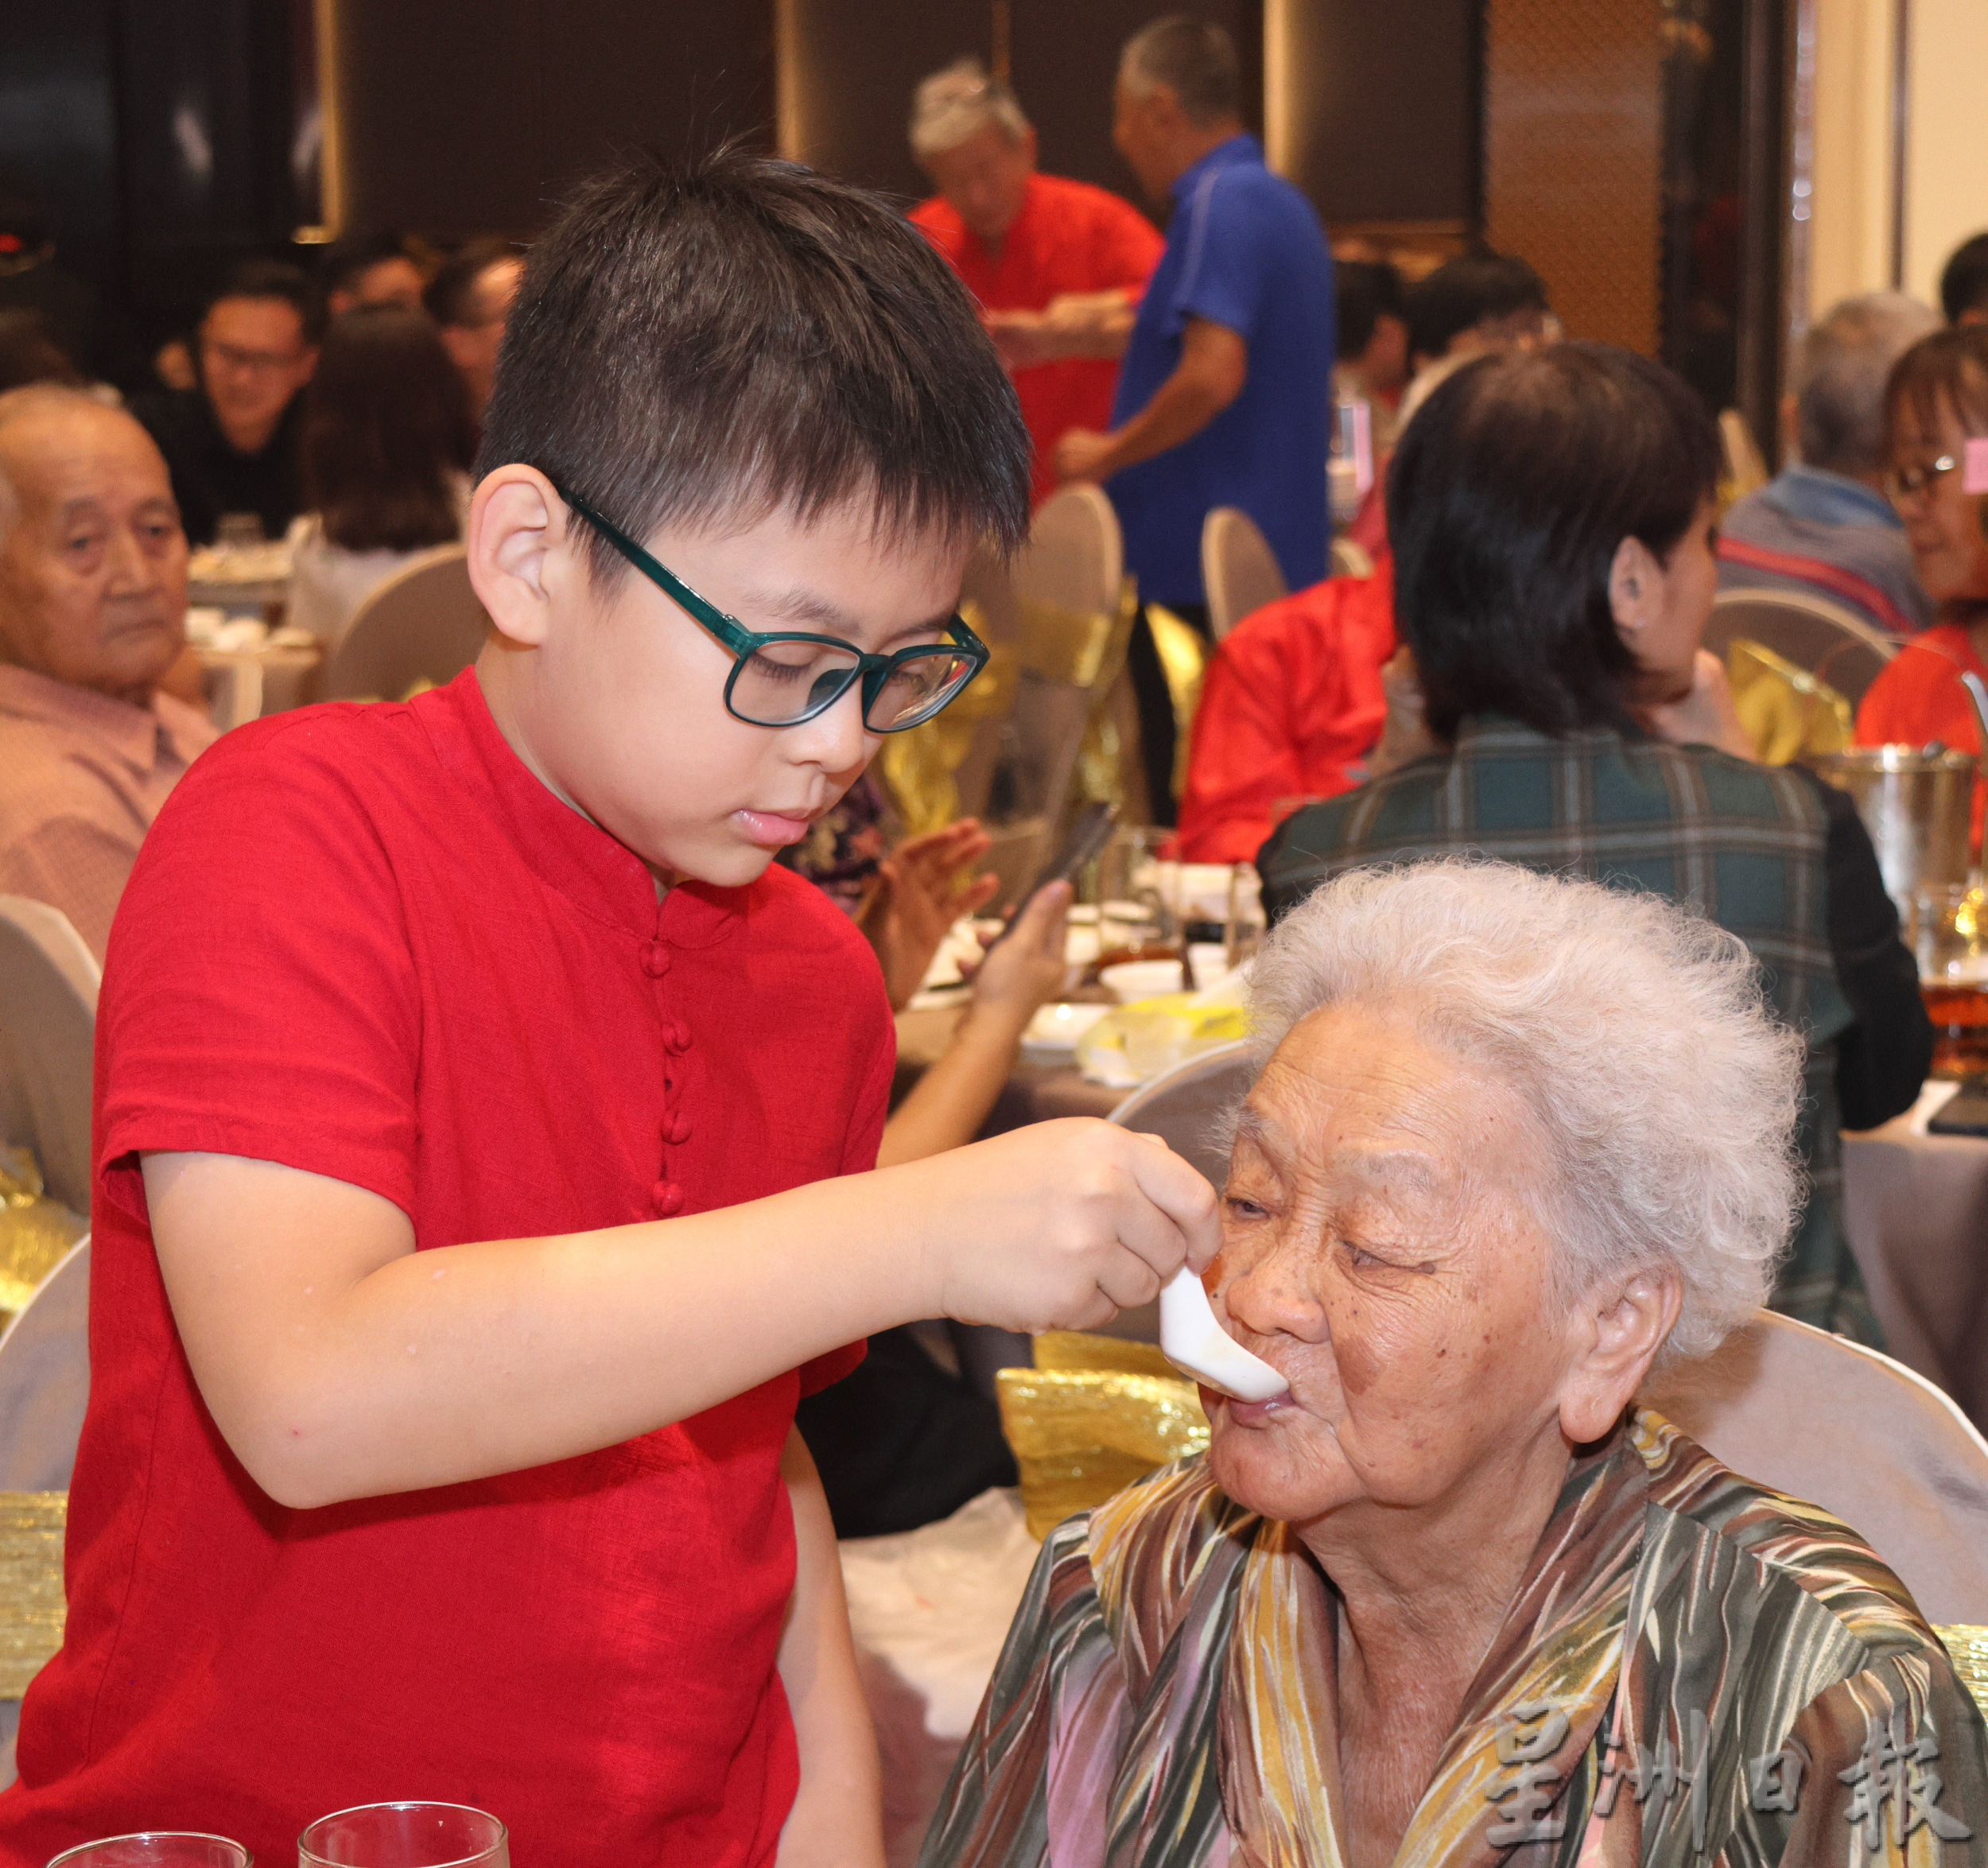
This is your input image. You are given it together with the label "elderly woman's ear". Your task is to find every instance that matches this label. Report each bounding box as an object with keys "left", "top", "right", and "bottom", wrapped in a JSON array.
[{"left": 1555, "top": 1263, "right": 1683, "bottom": 1445}]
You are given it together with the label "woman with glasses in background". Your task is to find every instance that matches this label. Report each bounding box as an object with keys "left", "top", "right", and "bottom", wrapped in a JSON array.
[{"left": 1855, "top": 326, "right": 1988, "bottom": 797}]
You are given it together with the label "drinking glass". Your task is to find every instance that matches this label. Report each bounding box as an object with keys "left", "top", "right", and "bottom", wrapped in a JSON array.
[
  {"left": 1092, "top": 828, "right": 1179, "bottom": 969},
  {"left": 1225, "top": 863, "right": 1266, "bottom": 972},
  {"left": 214, "top": 513, "right": 266, "bottom": 553},
  {"left": 1912, "top": 884, "right": 1988, "bottom": 1080},
  {"left": 49, "top": 1837, "right": 250, "bottom": 1868},
  {"left": 297, "top": 1805, "right": 507, "bottom": 1868}
]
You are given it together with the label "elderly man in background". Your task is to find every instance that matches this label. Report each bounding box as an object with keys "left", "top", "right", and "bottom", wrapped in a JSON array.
[
  {"left": 0, "top": 385, "right": 214, "bottom": 961},
  {"left": 908, "top": 61, "right": 1162, "bottom": 508},
  {"left": 133, "top": 262, "right": 317, "bottom": 547},
  {"left": 1058, "top": 15, "right": 1333, "bottom": 819},
  {"left": 1719, "top": 292, "right": 1939, "bottom": 637},
  {"left": 424, "top": 236, "right": 524, "bottom": 425}
]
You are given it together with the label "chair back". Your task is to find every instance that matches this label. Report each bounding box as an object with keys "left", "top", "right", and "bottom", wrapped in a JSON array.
[
  {"left": 1706, "top": 587, "right": 1897, "bottom": 708},
  {"left": 1330, "top": 538, "right": 1375, "bottom": 581},
  {"left": 321, "top": 546, "right": 489, "bottom": 703},
  {"left": 1642, "top": 1310, "right": 1988, "bottom": 1624},
  {"left": 1202, "top": 507, "right": 1287, "bottom": 641},
  {"left": 0, "top": 1237, "right": 90, "bottom": 1493},
  {"left": 1100, "top": 1041, "right": 1256, "bottom": 1345},
  {"left": 0, "top": 899, "right": 99, "bottom": 1217},
  {"left": 1017, "top": 485, "right": 1121, "bottom": 619}
]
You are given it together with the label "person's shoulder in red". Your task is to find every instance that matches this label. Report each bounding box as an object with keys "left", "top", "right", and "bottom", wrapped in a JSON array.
[
  {"left": 1177, "top": 557, "right": 1396, "bottom": 863},
  {"left": 907, "top": 192, "right": 971, "bottom": 272},
  {"left": 1018, "top": 173, "right": 1163, "bottom": 288},
  {"left": 1854, "top": 622, "right": 1988, "bottom": 754}
]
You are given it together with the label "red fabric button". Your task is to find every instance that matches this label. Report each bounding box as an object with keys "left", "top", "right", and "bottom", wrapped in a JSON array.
[
  {"left": 666, "top": 1113, "right": 692, "bottom": 1145},
  {"left": 642, "top": 942, "right": 670, "bottom": 978},
  {"left": 665, "top": 1020, "right": 691, "bottom": 1054},
  {"left": 650, "top": 1179, "right": 685, "bottom": 1218}
]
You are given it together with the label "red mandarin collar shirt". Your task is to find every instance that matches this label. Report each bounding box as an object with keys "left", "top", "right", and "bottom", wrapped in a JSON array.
[
  {"left": 0, "top": 670, "right": 891, "bottom": 1868},
  {"left": 911, "top": 173, "right": 1163, "bottom": 507}
]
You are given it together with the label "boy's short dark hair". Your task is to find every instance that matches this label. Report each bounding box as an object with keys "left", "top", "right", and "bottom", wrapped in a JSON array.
[
  {"left": 480, "top": 147, "right": 1030, "bottom": 581},
  {"left": 1335, "top": 260, "right": 1404, "bottom": 359},
  {"left": 1939, "top": 232, "right": 1988, "bottom": 325},
  {"left": 204, "top": 260, "right": 316, "bottom": 337},
  {"left": 1388, "top": 342, "right": 1719, "bottom": 741},
  {"left": 1404, "top": 251, "right": 1548, "bottom": 366}
]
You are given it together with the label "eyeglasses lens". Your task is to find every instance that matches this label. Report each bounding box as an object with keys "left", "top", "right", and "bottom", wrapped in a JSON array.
[
  {"left": 866, "top": 650, "right": 978, "bottom": 731},
  {"left": 731, "top": 642, "right": 864, "bottom": 727}
]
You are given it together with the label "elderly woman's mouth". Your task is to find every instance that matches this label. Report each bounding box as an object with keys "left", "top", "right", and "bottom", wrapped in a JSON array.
[{"left": 1212, "top": 1386, "right": 1298, "bottom": 1427}]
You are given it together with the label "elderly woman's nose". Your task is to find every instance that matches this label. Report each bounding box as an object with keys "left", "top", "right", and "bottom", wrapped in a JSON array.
[{"left": 1221, "top": 1244, "right": 1329, "bottom": 1340}]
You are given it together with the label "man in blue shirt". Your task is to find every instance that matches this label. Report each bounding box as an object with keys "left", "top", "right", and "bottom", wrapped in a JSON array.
[
  {"left": 1718, "top": 292, "right": 1938, "bottom": 637},
  {"left": 1054, "top": 16, "right": 1334, "bottom": 817}
]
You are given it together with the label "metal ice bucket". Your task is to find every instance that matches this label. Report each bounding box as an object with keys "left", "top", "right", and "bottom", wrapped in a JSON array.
[{"left": 1813, "top": 746, "right": 1978, "bottom": 912}]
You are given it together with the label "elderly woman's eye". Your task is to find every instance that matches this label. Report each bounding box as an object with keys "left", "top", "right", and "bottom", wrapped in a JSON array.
[{"left": 1223, "top": 1195, "right": 1268, "bottom": 1221}]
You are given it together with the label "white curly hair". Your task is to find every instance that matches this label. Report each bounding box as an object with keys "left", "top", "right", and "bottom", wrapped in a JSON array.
[{"left": 1241, "top": 859, "right": 1806, "bottom": 1360}]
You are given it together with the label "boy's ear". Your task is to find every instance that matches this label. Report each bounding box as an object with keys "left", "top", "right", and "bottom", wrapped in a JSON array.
[{"left": 467, "top": 466, "right": 575, "bottom": 648}]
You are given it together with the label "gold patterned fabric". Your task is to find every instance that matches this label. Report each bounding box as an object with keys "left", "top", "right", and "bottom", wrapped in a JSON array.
[
  {"left": 0, "top": 1149, "right": 86, "bottom": 1326},
  {"left": 921, "top": 1409, "right": 1988, "bottom": 1867},
  {"left": 1943, "top": 1629, "right": 1988, "bottom": 1730},
  {"left": 0, "top": 1493, "right": 66, "bottom": 1698}
]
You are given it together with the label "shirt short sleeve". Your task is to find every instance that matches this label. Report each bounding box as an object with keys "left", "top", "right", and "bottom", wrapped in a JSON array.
[
  {"left": 96, "top": 718, "right": 422, "bottom": 1221},
  {"left": 1161, "top": 170, "right": 1275, "bottom": 345}
]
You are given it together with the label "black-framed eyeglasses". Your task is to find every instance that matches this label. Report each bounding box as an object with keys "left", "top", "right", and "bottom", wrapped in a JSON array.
[
  {"left": 1886, "top": 454, "right": 1958, "bottom": 500},
  {"left": 557, "top": 485, "right": 989, "bottom": 734}
]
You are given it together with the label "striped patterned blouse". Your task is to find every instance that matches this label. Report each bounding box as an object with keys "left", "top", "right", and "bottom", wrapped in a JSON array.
[{"left": 920, "top": 1410, "right": 1988, "bottom": 1867}]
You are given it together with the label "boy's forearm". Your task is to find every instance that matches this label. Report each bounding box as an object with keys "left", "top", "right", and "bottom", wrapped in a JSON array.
[{"left": 775, "top": 1431, "right": 884, "bottom": 1868}]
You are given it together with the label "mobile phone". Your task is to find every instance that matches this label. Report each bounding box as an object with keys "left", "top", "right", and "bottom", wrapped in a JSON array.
[
  {"left": 981, "top": 802, "right": 1117, "bottom": 950},
  {"left": 1928, "top": 1086, "right": 1988, "bottom": 1138}
]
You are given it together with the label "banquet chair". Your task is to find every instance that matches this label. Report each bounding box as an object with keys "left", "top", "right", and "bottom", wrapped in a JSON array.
[
  {"left": 1705, "top": 587, "right": 1897, "bottom": 709},
  {"left": 1330, "top": 538, "right": 1374, "bottom": 580},
  {"left": 1642, "top": 1311, "right": 1988, "bottom": 1623},
  {"left": 321, "top": 545, "right": 490, "bottom": 703},
  {"left": 1020, "top": 484, "right": 1121, "bottom": 619},
  {"left": 1201, "top": 507, "right": 1287, "bottom": 641},
  {"left": 1718, "top": 408, "right": 1770, "bottom": 499},
  {"left": 0, "top": 899, "right": 100, "bottom": 1218}
]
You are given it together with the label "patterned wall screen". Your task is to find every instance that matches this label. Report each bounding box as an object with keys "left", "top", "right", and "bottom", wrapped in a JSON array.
[{"left": 1484, "top": 0, "right": 1664, "bottom": 355}]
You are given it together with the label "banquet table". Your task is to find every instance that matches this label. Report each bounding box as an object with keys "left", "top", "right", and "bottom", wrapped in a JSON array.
[{"left": 896, "top": 1007, "right": 1988, "bottom": 1431}]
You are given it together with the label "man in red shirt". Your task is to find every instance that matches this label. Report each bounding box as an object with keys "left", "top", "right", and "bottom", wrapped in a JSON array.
[
  {"left": 908, "top": 60, "right": 1163, "bottom": 507},
  {"left": 0, "top": 150, "right": 1216, "bottom": 1868}
]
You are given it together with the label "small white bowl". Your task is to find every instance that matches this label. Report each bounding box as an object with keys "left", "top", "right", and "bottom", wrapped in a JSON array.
[{"left": 1099, "top": 959, "right": 1187, "bottom": 1004}]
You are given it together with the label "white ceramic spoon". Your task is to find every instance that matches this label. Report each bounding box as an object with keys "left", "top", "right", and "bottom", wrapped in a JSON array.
[{"left": 1159, "top": 1267, "right": 1288, "bottom": 1402}]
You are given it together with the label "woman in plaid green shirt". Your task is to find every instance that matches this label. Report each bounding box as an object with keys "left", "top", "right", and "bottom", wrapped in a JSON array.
[{"left": 1261, "top": 343, "right": 1930, "bottom": 1343}]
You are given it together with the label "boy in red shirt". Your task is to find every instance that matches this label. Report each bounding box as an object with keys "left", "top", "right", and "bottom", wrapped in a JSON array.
[{"left": 0, "top": 153, "right": 1216, "bottom": 1868}]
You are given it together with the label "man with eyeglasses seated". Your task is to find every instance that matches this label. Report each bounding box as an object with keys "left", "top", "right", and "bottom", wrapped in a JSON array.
[
  {"left": 1854, "top": 322, "right": 1988, "bottom": 841},
  {"left": 132, "top": 261, "right": 319, "bottom": 546}
]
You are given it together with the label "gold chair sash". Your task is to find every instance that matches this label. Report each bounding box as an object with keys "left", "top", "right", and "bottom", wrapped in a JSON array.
[
  {"left": 0, "top": 1148, "right": 86, "bottom": 1326},
  {"left": 996, "top": 1332, "right": 1210, "bottom": 1539},
  {"left": 0, "top": 1492, "right": 65, "bottom": 1698},
  {"left": 1938, "top": 1625, "right": 1988, "bottom": 1727},
  {"left": 1725, "top": 636, "right": 1854, "bottom": 766}
]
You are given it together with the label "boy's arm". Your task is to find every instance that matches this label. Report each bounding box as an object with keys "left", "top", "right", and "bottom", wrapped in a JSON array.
[
  {"left": 775, "top": 1428, "right": 883, "bottom": 1868},
  {"left": 143, "top": 1118, "right": 1215, "bottom": 1510}
]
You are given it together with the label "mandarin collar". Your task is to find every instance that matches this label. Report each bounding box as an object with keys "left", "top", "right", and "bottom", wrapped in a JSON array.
[
  {"left": 1169, "top": 132, "right": 1261, "bottom": 206},
  {"left": 420, "top": 668, "right": 746, "bottom": 946},
  {"left": 0, "top": 662, "right": 200, "bottom": 775}
]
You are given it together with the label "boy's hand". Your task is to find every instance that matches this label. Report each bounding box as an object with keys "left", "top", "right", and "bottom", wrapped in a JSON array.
[{"left": 909, "top": 1120, "right": 1220, "bottom": 1333}]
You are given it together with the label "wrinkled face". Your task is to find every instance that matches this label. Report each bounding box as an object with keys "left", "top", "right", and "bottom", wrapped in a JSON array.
[
  {"left": 923, "top": 123, "right": 1035, "bottom": 247},
  {"left": 1625, "top": 498, "right": 1720, "bottom": 701},
  {"left": 198, "top": 297, "right": 315, "bottom": 445},
  {"left": 480, "top": 493, "right": 966, "bottom": 888},
  {"left": 1206, "top": 1000, "right": 1579, "bottom": 1532},
  {"left": 1889, "top": 393, "right": 1988, "bottom": 604},
  {"left": 0, "top": 403, "right": 189, "bottom": 700}
]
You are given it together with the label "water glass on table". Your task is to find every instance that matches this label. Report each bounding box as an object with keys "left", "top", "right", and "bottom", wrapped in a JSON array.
[
  {"left": 1913, "top": 885, "right": 1988, "bottom": 1080},
  {"left": 49, "top": 1839, "right": 250, "bottom": 1868},
  {"left": 297, "top": 1804, "right": 507, "bottom": 1868},
  {"left": 1092, "top": 827, "right": 1182, "bottom": 976}
]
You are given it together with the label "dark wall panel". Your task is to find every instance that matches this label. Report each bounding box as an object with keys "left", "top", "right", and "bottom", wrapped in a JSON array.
[
  {"left": 784, "top": 0, "right": 1260, "bottom": 212},
  {"left": 1276, "top": 0, "right": 1478, "bottom": 226},
  {"left": 0, "top": 0, "right": 119, "bottom": 293},
  {"left": 332, "top": 0, "right": 775, "bottom": 240}
]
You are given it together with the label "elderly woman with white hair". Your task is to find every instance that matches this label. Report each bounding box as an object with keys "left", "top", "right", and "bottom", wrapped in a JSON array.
[{"left": 922, "top": 860, "right": 1988, "bottom": 1868}]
